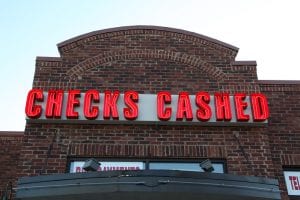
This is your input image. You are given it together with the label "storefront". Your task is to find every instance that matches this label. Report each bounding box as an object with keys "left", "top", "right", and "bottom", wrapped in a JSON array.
[{"left": 1, "top": 26, "right": 299, "bottom": 200}]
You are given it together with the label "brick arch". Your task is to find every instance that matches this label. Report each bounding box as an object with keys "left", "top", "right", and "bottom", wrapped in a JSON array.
[
  {"left": 66, "top": 49, "right": 227, "bottom": 81},
  {"left": 57, "top": 26, "right": 238, "bottom": 57}
]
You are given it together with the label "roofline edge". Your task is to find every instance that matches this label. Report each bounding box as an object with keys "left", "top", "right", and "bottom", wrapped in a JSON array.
[{"left": 57, "top": 25, "right": 239, "bottom": 51}]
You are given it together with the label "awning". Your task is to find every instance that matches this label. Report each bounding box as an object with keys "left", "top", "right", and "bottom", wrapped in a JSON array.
[{"left": 16, "top": 170, "right": 281, "bottom": 200}]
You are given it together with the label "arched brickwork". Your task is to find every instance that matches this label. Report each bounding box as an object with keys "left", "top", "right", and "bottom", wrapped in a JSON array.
[
  {"left": 66, "top": 49, "right": 227, "bottom": 81},
  {"left": 58, "top": 26, "right": 238, "bottom": 58}
]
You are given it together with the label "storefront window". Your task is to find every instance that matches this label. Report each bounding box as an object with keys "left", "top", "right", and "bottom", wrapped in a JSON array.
[
  {"left": 69, "top": 159, "right": 225, "bottom": 173},
  {"left": 149, "top": 162, "right": 224, "bottom": 173},
  {"left": 70, "top": 161, "right": 145, "bottom": 173}
]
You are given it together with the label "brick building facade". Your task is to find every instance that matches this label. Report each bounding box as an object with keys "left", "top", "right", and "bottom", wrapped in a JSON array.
[
  {"left": 1, "top": 26, "right": 299, "bottom": 200},
  {"left": 0, "top": 132, "right": 23, "bottom": 199}
]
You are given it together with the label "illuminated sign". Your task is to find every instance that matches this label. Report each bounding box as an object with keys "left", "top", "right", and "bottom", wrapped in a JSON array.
[{"left": 25, "top": 89, "right": 269, "bottom": 125}]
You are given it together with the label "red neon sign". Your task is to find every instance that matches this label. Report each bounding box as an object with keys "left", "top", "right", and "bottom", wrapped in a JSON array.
[
  {"left": 25, "top": 89, "right": 270, "bottom": 125},
  {"left": 234, "top": 93, "right": 250, "bottom": 122},
  {"left": 25, "top": 89, "right": 43, "bottom": 118},
  {"left": 103, "top": 90, "right": 120, "bottom": 120},
  {"left": 195, "top": 92, "right": 211, "bottom": 121},
  {"left": 176, "top": 92, "right": 193, "bottom": 121},
  {"left": 123, "top": 90, "right": 139, "bottom": 120},
  {"left": 157, "top": 91, "right": 172, "bottom": 121},
  {"left": 45, "top": 90, "right": 64, "bottom": 118},
  {"left": 214, "top": 92, "right": 232, "bottom": 121},
  {"left": 66, "top": 90, "right": 81, "bottom": 119},
  {"left": 84, "top": 90, "right": 100, "bottom": 120},
  {"left": 251, "top": 93, "right": 270, "bottom": 121}
]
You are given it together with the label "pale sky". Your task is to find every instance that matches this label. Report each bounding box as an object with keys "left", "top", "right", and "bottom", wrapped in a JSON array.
[{"left": 0, "top": 0, "right": 299, "bottom": 131}]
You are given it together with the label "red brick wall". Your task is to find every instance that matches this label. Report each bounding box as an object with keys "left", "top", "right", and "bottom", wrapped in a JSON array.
[
  {"left": 0, "top": 132, "right": 23, "bottom": 198},
  {"left": 260, "top": 81, "right": 300, "bottom": 200},
  {"left": 21, "top": 124, "right": 275, "bottom": 177},
  {"left": 17, "top": 26, "right": 300, "bottom": 200}
]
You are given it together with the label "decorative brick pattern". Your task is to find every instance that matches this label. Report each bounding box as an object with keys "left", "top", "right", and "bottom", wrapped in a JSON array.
[
  {"left": 58, "top": 26, "right": 238, "bottom": 57},
  {"left": 66, "top": 49, "right": 227, "bottom": 81}
]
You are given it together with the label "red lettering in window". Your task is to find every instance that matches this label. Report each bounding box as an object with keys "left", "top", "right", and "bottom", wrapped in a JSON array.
[
  {"left": 289, "top": 176, "right": 300, "bottom": 190},
  {"left": 76, "top": 167, "right": 82, "bottom": 173}
]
